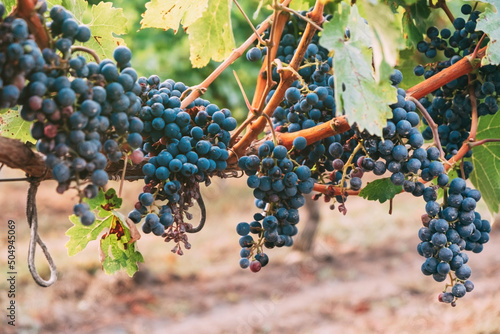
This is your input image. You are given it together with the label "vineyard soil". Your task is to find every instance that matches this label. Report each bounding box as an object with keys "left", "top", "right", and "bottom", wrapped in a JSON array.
[{"left": 1, "top": 168, "right": 499, "bottom": 334}]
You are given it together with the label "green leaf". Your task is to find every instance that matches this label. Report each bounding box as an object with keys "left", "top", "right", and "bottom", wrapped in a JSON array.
[
  {"left": 140, "top": 0, "right": 209, "bottom": 33},
  {"left": 3, "top": 0, "right": 15, "bottom": 14},
  {"left": 100, "top": 215, "right": 144, "bottom": 277},
  {"left": 66, "top": 214, "right": 111, "bottom": 256},
  {"left": 476, "top": 0, "right": 500, "bottom": 65},
  {"left": 62, "top": 0, "right": 87, "bottom": 22},
  {"left": 290, "top": 0, "right": 315, "bottom": 11},
  {"left": 63, "top": 0, "right": 128, "bottom": 60},
  {"left": 65, "top": 188, "right": 123, "bottom": 255},
  {"left": 357, "top": 0, "right": 405, "bottom": 69},
  {"left": 469, "top": 112, "right": 500, "bottom": 214},
  {"left": 0, "top": 109, "right": 35, "bottom": 144},
  {"left": 187, "top": 0, "right": 235, "bottom": 68},
  {"left": 402, "top": 10, "right": 423, "bottom": 48},
  {"left": 321, "top": 3, "right": 396, "bottom": 137},
  {"left": 46, "top": 0, "right": 63, "bottom": 8},
  {"left": 359, "top": 177, "right": 403, "bottom": 203}
]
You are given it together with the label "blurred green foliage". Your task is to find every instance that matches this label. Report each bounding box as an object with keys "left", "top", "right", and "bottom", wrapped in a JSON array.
[{"left": 87, "top": 0, "right": 272, "bottom": 121}]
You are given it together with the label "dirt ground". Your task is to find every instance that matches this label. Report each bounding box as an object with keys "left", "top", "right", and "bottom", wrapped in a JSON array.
[{"left": 1, "top": 167, "right": 500, "bottom": 334}]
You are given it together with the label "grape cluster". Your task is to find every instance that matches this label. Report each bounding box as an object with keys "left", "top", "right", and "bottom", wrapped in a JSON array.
[
  {"left": 6, "top": 4, "right": 145, "bottom": 225},
  {"left": 413, "top": 4, "right": 499, "bottom": 162},
  {"left": 236, "top": 141, "right": 314, "bottom": 271},
  {"left": 0, "top": 2, "right": 45, "bottom": 108},
  {"left": 127, "top": 77, "right": 237, "bottom": 254},
  {"left": 417, "top": 177, "right": 491, "bottom": 304}
]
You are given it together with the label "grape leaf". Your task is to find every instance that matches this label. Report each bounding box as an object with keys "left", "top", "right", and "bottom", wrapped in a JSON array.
[
  {"left": 140, "top": 0, "right": 209, "bottom": 33},
  {"left": 63, "top": 0, "right": 128, "bottom": 60},
  {"left": 357, "top": 0, "right": 405, "bottom": 69},
  {"left": 290, "top": 0, "right": 315, "bottom": 11},
  {"left": 0, "top": 109, "right": 35, "bottom": 144},
  {"left": 187, "top": 0, "right": 235, "bottom": 68},
  {"left": 66, "top": 188, "right": 124, "bottom": 256},
  {"left": 62, "top": 0, "right": 87, "bottom": 22},
  {"left": 66, "top": 214, "right": 111, "bottom": 256},
  {"left": 100, "top": 215, "right": 144, "bottom": 277},
  {"left": 321, "top": 3, "right": 396, "bottom": 137},
  {"left": 359, "top": 177, "right": 403, "bottom": 203},
  {"left": 469, "top": 112, "right": 500, "bottom": 214},
  {"left": 3, "top": 0, "right": 15, "bottom": 14},
  {"left": 476, "top": 0, "right": 500, "bottom": 65}
]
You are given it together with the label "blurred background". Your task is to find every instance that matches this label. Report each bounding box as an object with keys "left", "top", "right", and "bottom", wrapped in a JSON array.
[{"left": 1, "top": 0, "right": 500, "bottom": 333}]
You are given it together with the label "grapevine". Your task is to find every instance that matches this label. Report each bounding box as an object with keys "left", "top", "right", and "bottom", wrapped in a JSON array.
[{"left": 0, "top": 0, "right": 499, "bottom": 311}]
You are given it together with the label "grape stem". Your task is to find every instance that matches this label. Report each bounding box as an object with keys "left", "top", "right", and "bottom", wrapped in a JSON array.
[
  {"left": 468, "top": 74, "right": 479, "bottom": 141},
  {"left": 71, "top": 46, "right": 101, "bottom": 64},
  {"left": 185, "top": 195, "right": 206, "bottom": 233},
  {"left": 180, "top": 0, "right": 293, "bottom": 109},
  {"left": 468, "top": 138, "right": 500, "bottom": 148},
  {"left": 278, "top": 5, "right": 323, "bottom": 31},
  {"left": 229, "top": 1, "right": 325, "bottom": 163},
  {"left": 429, "top": 0, "right": 455, "bottom": 24},
  {"left": 408, "top": 97, "right": 445, "bottom": 160},
  {"left": 118, "top": 153, "right": 128, "bottom": 198}
]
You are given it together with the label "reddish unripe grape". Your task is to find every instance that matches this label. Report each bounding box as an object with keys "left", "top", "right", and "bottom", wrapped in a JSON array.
[
  {"left": 357, "top": 156, "right": 364, "bottom": 168},
  {"left": 13, "top": 74, "right": 25, "bottom": 90},
  {"left": 421, "top": 214, "right": 431, "bottom": 227},
  {"left": 61, "top": 106, "right": 73, "bottom": 117},
  {"left": 36, "top": 112, "right": 46, "bottom": 122},
  {"left": 250, "top": 260, "right": 262, "bottom": 273},
  {"left": 159, "top": 136, "right": 167, "bottom": 145},
  {"left": 332, "top": 159, "right": 344, "bottom": 170},
  {"left": 351, "top": 168, "right": 364, "bottom": 178},
  {"left": 49, "top": 110, "right": 61, "bottom": 121},
  {"left": 29, "top": 96, "right": 43, "bottom": 110},
  {"left": 134, "top": 201, "right": 142, "bottom": 210},
  {"left": 130, "top": 149, "right": 144, "bottom": 164},
  {"left": 44, "top": 124, "right": 58, "bottom": 138}
]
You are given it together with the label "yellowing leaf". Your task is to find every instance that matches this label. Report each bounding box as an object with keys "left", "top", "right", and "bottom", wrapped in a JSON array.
[
  {"left": 140, "top": 0, "right": 209, "bottom": 33},
  {"left": 187, "top": 0, "right": 235, "bottom": 68},
  {"left": 0, "top": 109, "right": 35, "bottom": 144}
]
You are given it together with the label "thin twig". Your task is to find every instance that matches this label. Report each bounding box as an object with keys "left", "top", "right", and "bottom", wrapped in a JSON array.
[
  {"left": 119, "top": 153, "right": 128, "bottom": 198},
  {"left": 0, "top": 177, "right": 30, "bottom": 182},
  {"left": 279, "top": 6, "right": 323, "bottom": 31},
  {"left": 408, "top": 96, "right": 445, "bottom": 159},
  {"left": 262, "top": 113, "right": 278, "bottom": 146},
  {"left": 233, "top": 70, "right": 254, "bottom": 112},
  {"left": 468, "top": 138, "right": 500, "bottom": 148},
  {"left": 71, "top": 46, "right": 101, "bottom": 64},
  {"left": 233, "top": 0, "right": 266, "bottom": 45},
  {"left": 429, "top": 0, "right": 455, "bottom": 24},
  {"left": 180, "top": 0, "right": 293, "bottom": 109},
  {"left": 468, "top": 74, "right": 478, "bottom": 141},
  {"left": 469, "top": 33, "right": 487, "bottom": 62}
]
